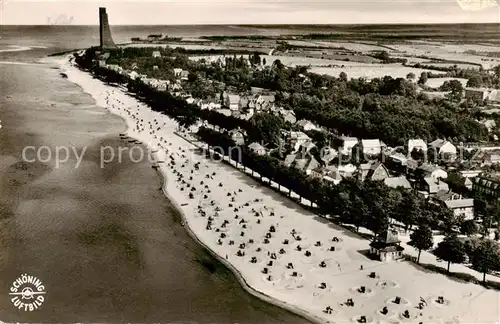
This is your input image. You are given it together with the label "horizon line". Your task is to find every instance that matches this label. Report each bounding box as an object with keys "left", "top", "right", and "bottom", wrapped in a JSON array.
[{"left": 2, "top": 22, "right": 500, "bottom": 26}]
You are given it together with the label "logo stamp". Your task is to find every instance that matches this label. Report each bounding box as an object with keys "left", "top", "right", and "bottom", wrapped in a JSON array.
[
  {"left": 9, "top": 274, "right": 46, "bottom": 311},
  {"left": 456, "top": 0, "right": 499, "bottom": 11}
]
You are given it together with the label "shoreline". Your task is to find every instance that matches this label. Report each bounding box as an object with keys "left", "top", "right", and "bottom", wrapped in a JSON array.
[
  {"left": 154, "top": 167, "right": 324, "bottom": 324},
  {"left": 54, "top": 54, "right": 500, "bottom": 324},
  {"left": 53, "top": 54, "right": 322, "bottom": 324}
]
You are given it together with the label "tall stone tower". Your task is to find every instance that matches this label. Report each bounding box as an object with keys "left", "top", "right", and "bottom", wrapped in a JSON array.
[{"left": 99, "top": 7, "right": 117, "bottom": 50}]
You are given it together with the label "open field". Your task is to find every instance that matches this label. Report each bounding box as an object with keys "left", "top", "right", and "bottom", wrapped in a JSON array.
[
  {"left": 389, "top": 43, "right": 500, "bottom": 69},
  {"left": 285, "top": 40, "right": 392, "bottom": 52},
  {"left": 123, "top": 43, "right": 226, "bottom": 50},
  {"left": 425, "top": 77, "right": 469, "bottom": 89},
  {"left": 418, "top": 62, "right": 480, "bottom": 70},
  {"left": 309, "top": 65, "right": 445, "bottom": 80}
]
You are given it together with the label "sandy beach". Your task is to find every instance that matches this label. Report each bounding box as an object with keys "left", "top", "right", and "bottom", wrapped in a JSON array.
[{"left": 58, "top": 55, "right": 500, "bottom": 324}]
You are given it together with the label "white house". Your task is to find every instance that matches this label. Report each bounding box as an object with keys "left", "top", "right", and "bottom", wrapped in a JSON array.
[
  {"left": 421, "top": 177, "right": 449, "bottom": 196},
  {"left": 408, "top": 139, "right": 428, "bottom": 153},
  {"left": 280, "top": 109, "right": 297, "bottom": 124},
  {"left": 429, "top": 139, "right": 457, "bottom": 157},
  {"left": 224, "top": 94, "right": 241, "bottom": 111},
  {"left": 384, "top": 176, "right": 412, "bottom": 190},
  {"left": 340, "top": 136, "right": 358, "bottom": 155},
  {"left": 128, "top": 71, "right": 140, "bottom": 80},
  {"left": 229, "top": 128, "right": 245, "bottom": 146},
  {"left": 361, "top": 139, "right": 384, "bottom": 156},
  {"left": 198, "top": 100, "right": 221, "bottom": 110},
  {"left": 464, "top": 178, "right": 473, "bottom": 190},
  {"left": 418, "top": 163, "right": 448, "bottom": 180},
  {"left": 445, "top": 199, "right": 475, "bottom": 220},
  {"left": 321, "top": 147, "right": 338, "bottom": 165},
  {"left": 248, "top": 142, "right": 267, "bottom": 156},
  {"left": 296, "top": 119, "right": 318, "bottom": 131},
  {"left": 173, "top": 68, "right": 183, "bottom": 77},
  {"left": 311, "top": 165, "right": 342, "bottom": 185},
  {"left": 180, "top": 70, "right": 189, "bottom": 80},
  {"left": 369, "top": 229, "right": 404, "bottom": 262},
  {"left": 435, "top": 192, "right": 475, "bottom": 221},
  {"left": 152, "top": 51, "right": 161, "bottom": 58},
  {"left": 285, "top": 131, "right": 311, "bottom": 153},
  {"left": 338, "top": 163, "right": 357, "bottom": 177},
  {"left": 293, "top": 156, "right": 320, "bottom": 175},
  {"left": 188, "top": 120, "right": 204, "bottom": 133},
  {"left": 298, "top": 141, "right": 316, "bottom": 154}
]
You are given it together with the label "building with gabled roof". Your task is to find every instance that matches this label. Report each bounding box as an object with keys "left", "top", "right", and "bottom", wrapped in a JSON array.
[
  {"left": 228, "top": 128, "right": 245, "bottom": 146},
  {"left": 369, "top": 228, "right": 404, "bottom": 262},
  {"left": 429, "top": 139, "right": 457, "bottom": 157},
  {"left": 321, "top": 147, "right": 338, "bottom": 165},
  {"left": 338, "top": 163, "right": 357, "bottom": 178},
  {"left": 361, "top": 139, "right": 385, "bottom": 156},
  {"left": 296, "top": 119, "right": 318, "bottom": 131},
  {"left": 408, "top": 139, "right": 427, "bottom": 153},
  {"left": 432, "top": 191, "right": 475, "bottom": 221},
  {"left": 419, "top": 177, "right": 449, "bottom": 197},
  {"left": 284, "top": 153, "right": 298, "bottom": 167},
  {"left": 417, "top": 163, "right": 448, "bottom": 180},
  {"left": 472, "top": 173, "right": 500, "bottom": 199},
  {"left": 224, "top": 94, "right": 241, "bottom": 111},
  {"left": 340, "top": 136, "right": 358, "bottom": 155},
  {"left": 276, "top": 108, "right": 297, "bottom": 124},
  {"left": 384, "top": 176, "right": 412, "bottom": 190},
  {"left": 248, "top": 142, "right": 267, "bottom": 156}
]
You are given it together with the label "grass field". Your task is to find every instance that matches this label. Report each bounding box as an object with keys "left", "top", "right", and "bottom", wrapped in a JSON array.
[
  {"left": 309, "top": 65, "right": 445, "bottom": 80},
  {"left": 425, "top": 77, "right": 469, "bottom": 89}
]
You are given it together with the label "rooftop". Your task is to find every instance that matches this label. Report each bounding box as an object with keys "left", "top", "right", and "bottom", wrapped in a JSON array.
[
  {"left": 384, "top": 176, "right": 412, "bottom": 189},
  {"left": 445, "top": 199, "right": 474, "bottom": 209},
  {"left": 371, "top": 229, "right": 401, "bottom": 248}
]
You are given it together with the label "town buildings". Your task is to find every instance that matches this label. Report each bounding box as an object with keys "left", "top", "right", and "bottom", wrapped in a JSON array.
[
  {"left": 248, "top": 142, "right": 267, "bottom": 155},
  {"left": 433, "top": 191, "right": 475, "bottom": 221},
  {"left": 224, "top": 94, "right": 241, "bottom": 111},
  {"left": 429, "top": 139, "right": 457, "bottom": 159},
  {"left": 229, "top": 128, "right": 246, "bottom": 145},
  {"left": 360, "top": 139, "right": 385, "bottom": 156},
  {"left": 408, "top": 139, "right": 427, "bottom": 153},
  {"left": 472, "top": 174, "right": 500, "bottom": 199},
  {"left": 340, "top": 136, "right": 358, "bottom": 155},
  {"left": 384, "top": 176, "right": 412, "bottom": 190},
  {"left": 465, "top": 87, "right": 489, "bottom": 103}
]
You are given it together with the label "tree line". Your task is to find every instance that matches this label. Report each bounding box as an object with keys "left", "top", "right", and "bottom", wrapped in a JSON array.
[{"left": 75, "top": 48, "right": 500, "bottom": 285}]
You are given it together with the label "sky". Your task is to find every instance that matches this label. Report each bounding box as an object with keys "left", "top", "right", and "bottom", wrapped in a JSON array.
[{"left": 0, "top": 0, "right": 499, "bottom": 25}]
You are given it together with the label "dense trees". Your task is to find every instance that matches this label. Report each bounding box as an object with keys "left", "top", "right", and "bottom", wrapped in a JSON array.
[
  {"left": 81, "top": 45, "right": 488, "bottom": 147},
  {"left": 195, "top": 126, "right": 459, "bottom": 234},
  {"left": 247, "top": 113, "right": 285, "bottom": 148},
  {"left": 460, "top": 219, "right": 478, "bottom": 237},
  {"left": 434, "top": 233, "right": 467, "bottom": 273},
  {"left": 75, "top": 48, "right": 500, "bottom": 281},
  {"left": 409, "top": 225, "right": 434, "bottom": 263},
  {"left": 470, "top": 239, "right": 500, "bottom": 282},
  {"left": 440, "top": 79, "right": 464, "bottom": 102},
  {"left": 418, "top": 72, "right": 428, "bottom": 85}
]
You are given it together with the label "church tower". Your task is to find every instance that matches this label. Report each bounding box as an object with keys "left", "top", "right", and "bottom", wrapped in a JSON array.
[{"left": 99, "top": 7, "right": 117, "bottom": 50}]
